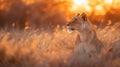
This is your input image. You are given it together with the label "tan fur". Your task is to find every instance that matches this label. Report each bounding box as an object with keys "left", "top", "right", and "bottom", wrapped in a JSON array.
[{"left": 67, "top": 13, "right": 103, "bottom": 54}]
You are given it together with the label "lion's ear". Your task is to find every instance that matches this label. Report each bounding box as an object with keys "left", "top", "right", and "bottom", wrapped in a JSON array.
[{"left": 81, "top": 13, "right": 87, "bottom": 21}]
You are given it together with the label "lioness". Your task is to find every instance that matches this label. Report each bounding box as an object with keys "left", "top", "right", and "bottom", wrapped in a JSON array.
[{"left": 67, "top": 13, "right": 103, "bottom": 54}]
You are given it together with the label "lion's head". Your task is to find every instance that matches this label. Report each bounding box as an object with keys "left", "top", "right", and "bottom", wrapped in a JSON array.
[{"left": 66, "top": 13, "right": 88, "bottom": 33}]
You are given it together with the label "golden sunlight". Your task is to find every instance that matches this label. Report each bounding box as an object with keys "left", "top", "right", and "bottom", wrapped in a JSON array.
[
  {"left": 73, "top": 0, "right": 88, "bottom": 6},
  {"left": 95, "top": 5, "right": 103, "bottom": 11},
  {"left": 94, "top": 5, "right": 106, "bottom": 15},
  {"left": 85, "top": 5, "right": 92, "bottom": 12},
  {"left": 104, "top": 0, "right": 113, "bottom": 4},
  {"left": 71, "top": 0, "right": 89, "bottom": 12},
  {"left": 70, "top": 0, "right": 120, "bottom": 15}
]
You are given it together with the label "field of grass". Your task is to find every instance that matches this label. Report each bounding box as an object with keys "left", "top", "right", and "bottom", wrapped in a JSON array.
[{"left": 0, "top": 22, "right": 120, "bottom": 67}]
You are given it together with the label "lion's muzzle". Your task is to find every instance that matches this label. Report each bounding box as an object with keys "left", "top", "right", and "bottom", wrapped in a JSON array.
[{"left": 66, "top": 26, "right": 75, "bottom": 33}]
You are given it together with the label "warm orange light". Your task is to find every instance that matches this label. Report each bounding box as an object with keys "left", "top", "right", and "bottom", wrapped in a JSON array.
[
  {"left": 22, "top": 0, "right": 36, "bottom": 5},
  {"left": 71, "top": 0, "right": 115, "bottom": 15},
  {"left": 23, "top": 0, "right": 120, "bottom": 15},
  {"left": 95, "top": 5, "right": 103, "bottom": 11},
  {"left": 104, "top": 0, "right": 113, "bottom": 4},
  {"left": 85, "top": 5, "right": 92, "bottom": 12},
  {"left": 94, "top": 5, "right": 106, "bottom": 15},
  {"left": 73, "top": 0, "right": 88, "bottom": 6},
  {"left": 71, "top": 0, "right": 89, "bottom": 12}
]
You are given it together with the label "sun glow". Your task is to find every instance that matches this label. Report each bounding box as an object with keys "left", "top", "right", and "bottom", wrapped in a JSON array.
[
  {"left": 73, "top": 0, "right": 88, "bottom": 6},
  {"left": 71, "top": 0, "right": 90, "bottom": 13},
  {"left": 105, "top": 0, "right": 113, "bottom": 4},
  {"left": 94, "top": 5, "right": 106, "bottom": 15},
  {"left": 70, "top": 0, "right": 120, "bottom": 15}
]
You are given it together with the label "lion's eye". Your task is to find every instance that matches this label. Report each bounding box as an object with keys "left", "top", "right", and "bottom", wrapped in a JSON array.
[
  {"left": 74, "top": 18, "right": 77, "bottom": 21},
  {"left": 73, "top": 19, "right": 77, "bottom": 22}
]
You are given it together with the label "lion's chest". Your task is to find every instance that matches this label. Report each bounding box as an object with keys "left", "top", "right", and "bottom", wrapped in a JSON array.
[{"left": 74, "top": 42, "right": 97, "bottom": 55}]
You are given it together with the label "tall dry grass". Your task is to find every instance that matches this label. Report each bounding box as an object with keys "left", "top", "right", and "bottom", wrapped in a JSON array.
[{"left": 0, "top": 22, "right": 120, "bottom": 67}]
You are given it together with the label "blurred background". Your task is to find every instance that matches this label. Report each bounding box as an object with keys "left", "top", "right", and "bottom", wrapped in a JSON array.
[
  {"left": 0, "top": 0, "right": 120, "bottom": 67},
  {"left": 0, "top": 0, "right": 120, "bottom": 31}
]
